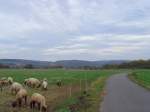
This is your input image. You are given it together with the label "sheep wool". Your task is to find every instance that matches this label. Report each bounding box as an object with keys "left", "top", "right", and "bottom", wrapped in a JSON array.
[
  {"left": 11, "top": 82, "right": 23, "bottom": 94},
  {"left": 41, "top": 81, "right": 48, "bottom": 90},
  {"left": 15, "top": 88, "right": 28, "bottom": 107},
  {"left": 25, "top": 78, "right": 41, "bottom": 88},
  {"left": 30, "top": 93, "right": 47, "bottom": 112},
  {"left": 8, "top": 77, "right": 13, "bottom": 84}
]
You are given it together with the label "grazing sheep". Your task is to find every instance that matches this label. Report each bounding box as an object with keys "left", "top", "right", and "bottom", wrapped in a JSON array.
[
  {"left": 56, "top": 80, "right": 62, "bottom": 87},
  {"left": 24, "top": 78, "right": 41, "bottom": 88},
  {"left": 24, "top": 79, "right": 29, "bottom": 86},
  {"left": 30, "top": 93, "right": 47, "bottom": 112},
  {"left": 0, "top": 79, "right": 10, "bottom": 91},
  {"left": 0, "top": 79, "right": 9, "bottom": 86},
  {"left": 12, "top": 88, "right": 28, "bottom": 108},
  {"left": 0, "top": 80, "right": 4, "bottom": 91},
  {"left": 41, "top": 81, "right": 48, "bottom": 90},
  {"left": 8, "top": 77, "right": 13, "bottom": 84},
  {"left": 0, "top": 77, "right": 13, "bottom": 88},
  {"left": 24, "top": 79, "right": 29, "bottom": 85},
  {"left": 2, "top": 80, "right": 10, "bottom": 86},
  {"left": 10, "top": 82, "right": 23, "bottom": 94}
]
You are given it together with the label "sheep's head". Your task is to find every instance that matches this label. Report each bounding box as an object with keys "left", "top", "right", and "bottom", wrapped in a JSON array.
[
  {"left": 24, "top": 80, "right": 28, "bottom": 85},
  {"left": 8, "top": 81, "right": 13, "bottom": 85},
  {"left": 42, "top": 105, "right": 47, "bottom": 112},
  {"left": 56, "top": 80, "right": 62, "bottom": 87},
  {"left": 11, "top": 100, "right": 17, "bottom": 108}
]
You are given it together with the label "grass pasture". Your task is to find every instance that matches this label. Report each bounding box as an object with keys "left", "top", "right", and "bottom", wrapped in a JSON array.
[
  {"left": 129, "top": 69, "right": 150, "bottom": 90},
  {"left": 0, "top": 69, "right": 118, "bottom": 112}
]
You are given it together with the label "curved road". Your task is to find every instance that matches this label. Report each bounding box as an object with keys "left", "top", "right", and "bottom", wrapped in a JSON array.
[{"left": 101, "top": 74, "right": 150, "bottom": 112}]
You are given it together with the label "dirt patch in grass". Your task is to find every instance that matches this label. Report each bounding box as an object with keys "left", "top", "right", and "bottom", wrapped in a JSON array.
[
  {"left": 0, "top": 84, "right": 81, "bottom": 112},
  {"left": 55, "top": 76, "right": 110, "bottom": 112}
]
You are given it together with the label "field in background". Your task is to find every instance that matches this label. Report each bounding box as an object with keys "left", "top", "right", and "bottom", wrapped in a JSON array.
[
  {"left": 129, "top": 69, "right": 150, "bottom": 90},
  {"left": 0, "top": 69, "right": 119, "bottom": 112}
]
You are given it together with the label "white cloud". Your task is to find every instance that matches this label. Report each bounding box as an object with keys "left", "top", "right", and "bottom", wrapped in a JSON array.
[
  {"left": 0, "top": 0, "right": 150, "bottom": 60},
  {"left": 43, "top": 34, "right": 150, "bottom": 60}
]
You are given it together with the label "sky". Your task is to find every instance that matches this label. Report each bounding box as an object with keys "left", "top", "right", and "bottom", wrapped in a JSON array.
[{"left": 0, "top": 0, "right": 150, "bottom": 61}]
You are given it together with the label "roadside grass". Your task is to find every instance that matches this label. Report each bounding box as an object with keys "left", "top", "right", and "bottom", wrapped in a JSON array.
[
  {"left": 0, "top": 69, "right": 120, "bottom": 112},
  {"left": 128, "top": 69, "right": 150, "bottom": 90},
  {"left": 54, "top": 70, "right": 118, "bottom": 112}
]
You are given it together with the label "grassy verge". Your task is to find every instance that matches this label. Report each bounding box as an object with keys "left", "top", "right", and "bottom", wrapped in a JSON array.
[
  {"left": 55, "top": 71, "right": 114, "bottom": 112},
  {"left": 128, "top": 69, "right": 150, "bottom": 90}
]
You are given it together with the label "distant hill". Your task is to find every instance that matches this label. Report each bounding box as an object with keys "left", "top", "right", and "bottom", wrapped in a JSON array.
[
  {"left": 55, "top": 60, "right": 128, "bottom": 68},
  {"left": 0, "top": 59, "right": 128, "bottom": 68},
  {"left": 0, "top": 59, "right": 51, "bottom": 68}
]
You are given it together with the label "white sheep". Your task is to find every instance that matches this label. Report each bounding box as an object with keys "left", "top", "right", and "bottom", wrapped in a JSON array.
[
  {"left": 11, "top": 88, "right": 28, "bottom": 108},
  {"left": 30, "top": 93, "right": 47, "bottom": 112},
  {"left": 10, "top": 82, "right": 23, "bottom": 94},
  {"left": 41, "top": 81, "right": 48, "bottom": 90},
  {"left": 0, "top": 80, "right": 10, "bottom": 91},
  {"left": 8, "top": 77, "right": 13, "bottom": 84},
  {"left": 24, "top": 78, "right": 41, "bottom": 88}
]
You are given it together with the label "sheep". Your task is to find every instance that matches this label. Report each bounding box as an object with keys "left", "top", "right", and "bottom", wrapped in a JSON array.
[
  {"left": 24, "top": 78, "right": 41, "bottom": 88},
  {"left": 0, "top": 77, "right": 13, "bottom": 88},
  {"left": 10, "top": 82, "right": 23, "bottom": 94},
  {"left": 8, "top": 77, "right": 13, "bottom": 84},
  {"left": 24, "top": 79, "right": 29, "bottom": 85},
  {"left": 2, "top": 80, "right": 9, "bottom": 86},
  {"left": 24, "top": 79, "right": 29, "bottom": 86},
  {"left": 30, "top": 93, "right": 47, "bottom": 112},
  {"left": 0, "top": 80, "right": 4, "bottom": 91},
  {"left": 0, "top": 79, "right": 9, "bottom": 86},
  {"left": 11, "top": 88, "right": 28, "bottom": 108},
  {"left": 41, "top": 81, "right": 48, "bottom": 90},
  {"left": 56, "top": 80, "right": 62, "bottom": 87},
  {"left": 0, "top": 79, "right": 10, "bottom": 91}
]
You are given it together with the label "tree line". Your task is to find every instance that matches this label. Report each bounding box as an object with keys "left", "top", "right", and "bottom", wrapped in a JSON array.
[
  {"left": 102, "top": 60, "right": 150, "bottom": 69},
  {"left": 0, "top": 64, "right": 63, "bottom": 69},
  {"left": 0, "top": 59, "right": 150, "bottom": 69}
]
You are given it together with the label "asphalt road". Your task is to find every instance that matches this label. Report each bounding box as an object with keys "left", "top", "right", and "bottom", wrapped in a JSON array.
[{"left": 101, "top": 74, "right": 150, "bottom": 112}]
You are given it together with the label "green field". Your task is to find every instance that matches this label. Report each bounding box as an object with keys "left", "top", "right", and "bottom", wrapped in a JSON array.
[
  {"left": 0, "top": 69, "right": 119, "bottom": 112},
  {"left": 129, "top": 69, "right": 150, "bottom": 89}
]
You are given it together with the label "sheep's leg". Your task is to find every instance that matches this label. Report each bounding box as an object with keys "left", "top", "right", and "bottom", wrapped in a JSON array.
[
  {"left": 33, "top": 101, "right": 35, "bottom": 109},
  {"left": 18, "top": 98, "right": 22, "bottom": 107},
  {"left": 30, "top": 101, "right": 33, "bottom": 109},
  {"left": 30, "top": 101, "right": 35, "bottom": 109},
  {"left": 37, "top": 103, "right": 42, "bottom": 112},
  {"left": 0, "top": 87, "right": 2, "bottom": 92},
  {"left": 38, "top": 103, "right": 41, "bottom": 111},
  {"left": 24, "top": 96, "right": 27, "bottom": 105}
]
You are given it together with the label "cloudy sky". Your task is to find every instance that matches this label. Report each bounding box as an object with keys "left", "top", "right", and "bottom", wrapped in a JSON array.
[{"left": 0, "top": 0, "right": 150, "bottom": 61}]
